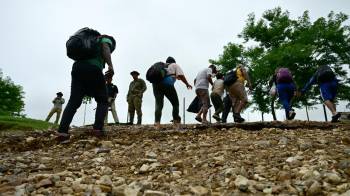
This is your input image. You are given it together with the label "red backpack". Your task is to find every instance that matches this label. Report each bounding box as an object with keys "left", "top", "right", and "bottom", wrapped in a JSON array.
[{"left": 276, "top": 68, "right": 293, "bottom": 83}]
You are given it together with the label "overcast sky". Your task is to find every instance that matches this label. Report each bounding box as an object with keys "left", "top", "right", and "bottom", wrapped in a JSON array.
[{"left": 1, "top": 0, "right": 349, "bottom": 126}]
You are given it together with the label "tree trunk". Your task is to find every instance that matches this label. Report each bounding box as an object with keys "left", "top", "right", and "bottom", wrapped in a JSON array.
[
  {"left": 271, "top": 97, "right": 277, "bottom": 121},
  {"left": 305, "top": 105, "right": 310, "bottom": 122},
  {"left": 261, "top": 112, "right": 264, "bottom": 122},
  {"left": 322, "top": 104, "right": 328, "bottom": 122}
]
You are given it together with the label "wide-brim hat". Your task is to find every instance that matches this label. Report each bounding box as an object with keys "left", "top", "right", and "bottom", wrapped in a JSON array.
[
  {"left": 56, "top": 92, "right": 63, "bottom": 96},
  {"left": 130, "top": 71, "right": 140, "bottom": 76}
]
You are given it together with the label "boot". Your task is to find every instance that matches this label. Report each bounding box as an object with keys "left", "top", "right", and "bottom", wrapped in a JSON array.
[
  {"left": 137, "top": 115, "right": 142, "bottom": 125},
  {"left": 128, "top": 113, "right": 134, "bottom": 125}
]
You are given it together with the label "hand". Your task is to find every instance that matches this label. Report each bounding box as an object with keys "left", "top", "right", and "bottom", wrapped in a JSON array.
[
  {"left": 295, "top": 91, "right": 302, "bottom": 97},
  {"left": 186, "top": 84, "right": 192, "bottom": 90},
  {"left": 105, "top": 68, "right": 114, "bottom": 78}
]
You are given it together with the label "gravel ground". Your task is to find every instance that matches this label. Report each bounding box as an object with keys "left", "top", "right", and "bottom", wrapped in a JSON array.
[{"left": 0, "top": 121, "right": 349, "bottom": 195}]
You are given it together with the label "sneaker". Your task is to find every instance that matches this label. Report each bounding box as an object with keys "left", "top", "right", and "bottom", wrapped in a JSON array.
[
  {"left": 91, "top": 129, "right": 106, "bottom": 138},
  {"left": 195, "top": 116, "right": 202, "bottom": 123},
  {"left": 288, "top": 110, "right": 296, "bottom": 120},
  {"left": 56, "top": 132, "right": 70, "bottom": 143},
  {"left": 233, "top": 113, "right": 245, "bottom": 123},
  {"left": 212, "top": 114, "right": 221, "bottom": 122},
  {"left": 331, "top": 113, "right": 341, "bottom": 123}
]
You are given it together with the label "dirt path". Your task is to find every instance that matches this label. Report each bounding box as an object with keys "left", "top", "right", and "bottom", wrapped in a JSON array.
[{"left": 0, "top": 121, "right": 349, "bottom": 195}]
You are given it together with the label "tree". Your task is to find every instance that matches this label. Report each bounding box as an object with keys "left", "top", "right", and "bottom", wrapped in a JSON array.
[
  {"left": 211, "top": 8, "right": 350, "bottom": 120},
  {"left": 0, "top": 70, "right": 25, "bottom": 116}
]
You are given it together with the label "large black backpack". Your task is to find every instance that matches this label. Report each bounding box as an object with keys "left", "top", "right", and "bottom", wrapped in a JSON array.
[
  {"left": 146, "top": 62, "right": 168, "bottom": 83},
  {"left": 316, "top": 65, "right": 335, "bottom": 83},
  {"left": 224, "top": 69, "right": 238, "bottom": 86},
  {"left": 66, "top": 28, "right": 101, "bottom": 61}
]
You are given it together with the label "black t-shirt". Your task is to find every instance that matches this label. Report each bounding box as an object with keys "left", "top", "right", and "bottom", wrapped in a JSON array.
[{"left": 106, "top": 83, "right": 118, "bottom": 98}]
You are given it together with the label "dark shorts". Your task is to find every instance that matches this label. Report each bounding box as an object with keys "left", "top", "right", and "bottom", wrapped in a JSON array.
[{"left": 320, "top": 80, "right": 338, "bottom": 101}]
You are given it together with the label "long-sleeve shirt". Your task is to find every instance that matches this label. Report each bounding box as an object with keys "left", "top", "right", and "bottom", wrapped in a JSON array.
[{"left": 127, "top": 78, "right": 147, "bottom": 100}]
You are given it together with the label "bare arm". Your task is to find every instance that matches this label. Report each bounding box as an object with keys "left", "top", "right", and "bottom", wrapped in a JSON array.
[
  {"left": 178, "top": 75, "right": 192, "bottom": 89},
  {"left": 102, "top": 43, "right": 114, "bottom": 75},
  {"left": 208, "top": 75, "right": 213, "bottom": 86}
]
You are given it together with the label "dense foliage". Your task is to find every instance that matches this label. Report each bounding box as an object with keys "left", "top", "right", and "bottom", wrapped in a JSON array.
[
  {"left": 0, "top": 70, "right": 25, "bottom": 116},
  {"left": 211, "top": 8, "right": 350, "bottom": 120}
]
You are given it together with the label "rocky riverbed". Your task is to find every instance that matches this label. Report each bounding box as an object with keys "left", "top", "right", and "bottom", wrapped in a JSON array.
[{"left": 0, "top": 121, "right": 350, "bottom": 195}]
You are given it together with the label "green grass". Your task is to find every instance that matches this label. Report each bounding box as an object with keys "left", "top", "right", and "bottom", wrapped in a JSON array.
[{"left": 0, "top": 115, "right": 54, "bottom": 131}]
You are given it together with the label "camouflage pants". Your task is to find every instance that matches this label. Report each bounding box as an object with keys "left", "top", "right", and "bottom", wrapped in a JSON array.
[{"left": 128, "top": 96, "right": 143, "bottom": 124}]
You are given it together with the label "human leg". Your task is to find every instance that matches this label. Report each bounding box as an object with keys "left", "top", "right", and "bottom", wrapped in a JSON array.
[
  {"left": 45, "top": 108, "right": 55, "bottom": 122},
  {"left": 54, "top": 108, "right": 62, "bottom": 124},
  {"left": 134, "top": 97, "right": 143, "bottom": 125},
  {"left": 164, "top": 85, "right": 181, "bottom": 123},
  {"left": 221, "top": 94, "right": 231, "bottom": 123},
  {"left": 153, "top": 84, "right": 165, "bottom": 124},
  {"left": 110, "top": 100, "right": 119, "bottom": 123},
  {"left": 58, "top": 77, "right": 85, "bottom": 134},
  {"left": 128, "top": 99, "right": 136, "bottom": 124}
]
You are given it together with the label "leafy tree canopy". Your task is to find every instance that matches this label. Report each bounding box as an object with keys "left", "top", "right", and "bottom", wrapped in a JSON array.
[
  {"left": 211, "top": 7, "right": 350, "bottom": 117},
  {"left": 0, "top": 70, "right": 25, "bottom": 116}
]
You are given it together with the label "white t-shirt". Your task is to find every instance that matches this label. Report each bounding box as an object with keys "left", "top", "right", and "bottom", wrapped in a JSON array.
[
  {"left": 212, "top": 79, "right": 224, "bottom": 96},
  {"left": 166, "top": 63, "right": 184, "bottom": 77},
  {"left": 195, "top": 68, "right": 213, "bottom": 90}
]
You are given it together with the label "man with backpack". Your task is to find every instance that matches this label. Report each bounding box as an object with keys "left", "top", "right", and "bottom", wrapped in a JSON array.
[
  {"left": 127, "top": 70, "right": 147, "bottom": 125},
  {"left": 210, "top": 73, "right": 225, "bottom": 122},
  {"left": 57, "top": 27, "right": 116, "bottom": 142},
  {"left": 148, "top": 57, "right": 192, "bottom": 130},
  {"left": 194, "top": 65, "right": 217, "bottom": 124},
  {"left": 45, "top": 92, "right": 65, "bottom": 124},
  {"left": 105, "top": 75, "right": 119, "bottom": 124},
  {"left": 301, "top": 65, "right": 340, "bottom": 122},
  {"left": 271, "top": 67, "right": 297, "bottom": 120},
  {"left": 225, "top": 64, "right": 252, "bottom": 123}
]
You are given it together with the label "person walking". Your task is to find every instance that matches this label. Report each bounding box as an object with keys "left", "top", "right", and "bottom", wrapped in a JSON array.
[
  {"left": 271, "top": 67, "right": 297, "bottom": 120},
  {"left": 227, "top": 64, "right": 253, "bottom": 123},
  {"left": 127, "top": 71, "right": 147, "bottom": 125},
  {"left": 45, "top": 92, "right": 65, "bottom": 124},
  {"left": 301, "top": 65, "right": 341, "bottom": 122},
  {"left": 152, "top": 56, "right": 192, "bottom": 130},
  {"left": 210, "top": 73, "right": 224, "bottom": 122},
  {"left": 194, "top": 65, "right": 217, "bottom": 124},
  {"left": 105, "top": 76, "right": 119, "bottom": 124},
  {"left": 57, "top": 28, "right": 116, "bottom": 142}
]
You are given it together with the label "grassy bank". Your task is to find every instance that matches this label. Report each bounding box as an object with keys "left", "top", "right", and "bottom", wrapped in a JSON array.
[{"left": 0, "top": 115, "right": 53, "bottom": 131}]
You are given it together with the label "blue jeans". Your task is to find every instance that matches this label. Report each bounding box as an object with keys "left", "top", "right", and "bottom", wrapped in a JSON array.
[{"left": 277, "top": 83, "right": 295, "bottom": 119}]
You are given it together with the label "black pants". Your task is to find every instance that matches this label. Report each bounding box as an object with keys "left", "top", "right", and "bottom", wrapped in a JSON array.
[
  {"left": 58, "top": 62, "right": 108, "bottom": 133},
  {"left": 221, "top": 94, "right": 233, "bottom": 123},
  {"left": 152, "top": 83, "right": 180, "bottom": 123}
]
